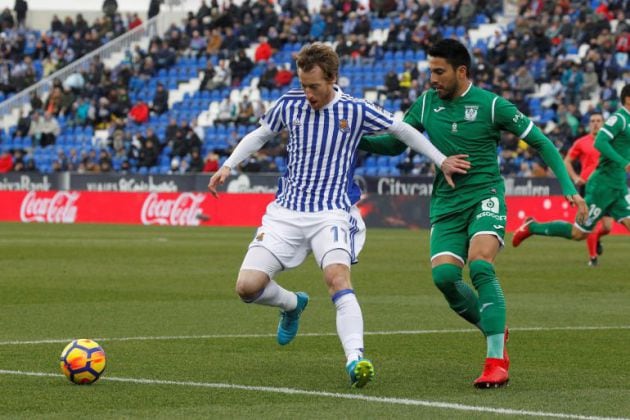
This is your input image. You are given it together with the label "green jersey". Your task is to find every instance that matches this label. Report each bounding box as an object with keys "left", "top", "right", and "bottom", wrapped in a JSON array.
[
  {"left": 360, "top": 84, "right": 577, "bottom": 222},
  {"left": 592, "top": 106, "right": 630, "bottom": 190}
]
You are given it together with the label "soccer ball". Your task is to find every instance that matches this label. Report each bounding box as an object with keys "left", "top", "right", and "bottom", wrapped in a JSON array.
[{"left": 59, "top": 339, "right": 107, "bottom": 385}]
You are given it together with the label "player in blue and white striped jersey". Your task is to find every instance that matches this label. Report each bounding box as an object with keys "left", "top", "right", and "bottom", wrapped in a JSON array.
[{"left": 208, "top": 43, "right": 470, "bottom": 388}]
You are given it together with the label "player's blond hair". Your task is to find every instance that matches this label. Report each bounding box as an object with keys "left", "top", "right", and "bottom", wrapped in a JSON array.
[{"left": 295, "top": 42, "right": 339, "bottom": 83}]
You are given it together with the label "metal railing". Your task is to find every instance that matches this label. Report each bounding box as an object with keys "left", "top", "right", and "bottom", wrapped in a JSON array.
[{"left": 0, "top": 12, "right": 180, "bottom": 125}]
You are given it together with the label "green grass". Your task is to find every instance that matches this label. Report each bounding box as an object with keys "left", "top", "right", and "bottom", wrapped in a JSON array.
[{"left": 1, "top": 222, "right": 629, "bottom": 419}]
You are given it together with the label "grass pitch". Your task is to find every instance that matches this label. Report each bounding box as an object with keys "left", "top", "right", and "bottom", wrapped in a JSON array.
[{"left": 0, "top": 223, "right": 629, "bottom": 419}]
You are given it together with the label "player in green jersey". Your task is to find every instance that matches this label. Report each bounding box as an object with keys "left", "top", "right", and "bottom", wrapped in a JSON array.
[
  {"left": 359, "top": 39, "right": 587, "bottom": 388},
  {"left": 513, "top": 84, "right": 630, "bottom": 257}
]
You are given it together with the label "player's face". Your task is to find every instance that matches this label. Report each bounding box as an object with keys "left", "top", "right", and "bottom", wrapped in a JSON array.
[
  {"left": 298, "top": 65, "right": 335, "bottom": 110},
  {"left": 589, "top": 115, "right": 604, "bottom": 135},
  {"left": 429, "top": 57, "right": 466, "bottom": 100}
]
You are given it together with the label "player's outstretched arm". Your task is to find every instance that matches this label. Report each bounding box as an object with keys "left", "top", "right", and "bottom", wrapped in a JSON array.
[
  {"left": 207, "top": 125, "right": 275, "bottom": 198},
  {"left": 387, "top": 120, "right": 470, "bottom": 187},
  {"left": 563, "top": 154, "right": 585, "bottom": 186},
  {"left": 524, "top": 125, "right": 578, "bottom": 197}
]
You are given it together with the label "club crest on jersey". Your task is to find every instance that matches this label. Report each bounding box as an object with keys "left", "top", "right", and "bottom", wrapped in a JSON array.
[
  {"left": 464, "top": 105, "right": 479, "bottom": 121},
  {"left": 606, "top": 115, "right": 618, "bottom": 127},
  {"left": 339, "top": 119, "right": 350, "bottom": 133},
  {"left": 451, "top": 122, "right": 458, "bottom": 133},
  {"left": 292, "top": 119, "right": 301, "bottom": 127}
]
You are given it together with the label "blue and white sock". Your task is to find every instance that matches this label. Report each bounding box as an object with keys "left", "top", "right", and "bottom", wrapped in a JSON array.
[{"left": 333, "top": 289, "right": 364, "bottom": 365}]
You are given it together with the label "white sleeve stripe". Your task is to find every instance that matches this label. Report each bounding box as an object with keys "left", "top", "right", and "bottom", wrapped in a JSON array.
[
  {"left": 420, "top": 94, "right": 426, "bottom": 125},
  {"left": 600, "top": 127, "right": 615, "bottom": 139},
  {"left": 491, "top": 97, "right": 498, "bottom": 124},
  {"left": 518, "top": 121, "right": 534, "bottom": 139}
]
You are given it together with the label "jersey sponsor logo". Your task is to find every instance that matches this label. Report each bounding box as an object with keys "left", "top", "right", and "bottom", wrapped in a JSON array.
[
  {"left": 481, "top": 197, "right": 500, "bottom": 214},
  {"left": 292, "top": 119, "right": 301, "bottom": 126},
  {"left": 339, "top": 118, "right": 350, "bottom": 133},
  {"left": 256, "top": 232, "right": 265, "bottom": 241},
  {"left": 433, "top": 106, "right": 446, "bottom": 113},
  {"left": 605, "top": 116, "right": 617, "bottom": 126},
  {"left": 464, "top": 105, "right": 479, "bottom": 121},
  {"left": 476, "top": 211, "right": 506, "bottom": 221},
  {"left": 451, "top": 122, "right": 458, "bottom": 133},
  {"left": 512, "top": 111, "right": 525, "bottom": 124}
]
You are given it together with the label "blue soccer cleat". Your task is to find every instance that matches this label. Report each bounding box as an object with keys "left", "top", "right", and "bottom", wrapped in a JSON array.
[
  {"left": 277, "top": 292, "right": 309, "bottom": 345},
  {"left": 346, "top": 358, "right": 375, "bottom": 388}
]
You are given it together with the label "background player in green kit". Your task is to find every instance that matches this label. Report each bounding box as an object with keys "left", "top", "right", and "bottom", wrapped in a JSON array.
[
  {"left": 513, "top": 84, "right": 630, "bottom": 255},
  {"left": 359, "top": 39, "right": 587, "bottom": 388}
]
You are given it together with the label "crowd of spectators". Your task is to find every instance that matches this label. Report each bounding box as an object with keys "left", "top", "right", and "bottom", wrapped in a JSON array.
[
  {"left": 0, "top": 1, "right": 146, "bottom": 97},
  {"left": 0, "top": 0, "right": 629, "bottom": 178}
]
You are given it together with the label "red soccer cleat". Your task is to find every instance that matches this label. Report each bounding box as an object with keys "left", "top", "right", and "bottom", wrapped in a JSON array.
[
  {"left": 512, "top": 217, "right": 534, "bottom": 247},
  {"left": 474, "top": 358, "right": 509, "bottom": 388}
]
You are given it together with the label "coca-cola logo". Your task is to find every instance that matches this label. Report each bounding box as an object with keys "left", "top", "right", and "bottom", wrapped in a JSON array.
[
  {"left": 20, "top": 191, "right": 80, "bottom": 223},
  {"left": 141, "top": 193, "right": 206, "bottom": 226}
]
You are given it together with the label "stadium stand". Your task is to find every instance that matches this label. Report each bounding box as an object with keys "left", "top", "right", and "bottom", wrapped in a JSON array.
[{"left": 0, "top": 0, "right": 628, "bottom": 176}]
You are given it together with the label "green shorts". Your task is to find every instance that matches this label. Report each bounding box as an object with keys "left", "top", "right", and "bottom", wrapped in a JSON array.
[
  {"left": 576, "top": 183, "right": 630, "bottom": 232},
  {"left": 430, "top": 194, "right": 507, "bottom": 264}
]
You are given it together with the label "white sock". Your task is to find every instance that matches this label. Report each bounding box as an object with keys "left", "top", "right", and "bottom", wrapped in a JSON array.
[
  {"left": 334, "top": 292, "right": 364, "bottom": 364},
  {"left": 253, "top": 280, "right": 297, "bottom": 311}
]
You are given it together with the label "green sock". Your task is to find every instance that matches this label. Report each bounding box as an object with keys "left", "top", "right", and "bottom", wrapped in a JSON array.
[
  {"left": 487, "top": 333, "right": 505, "bottom": 359},
  {"left": 469, "top": 260, "right": 506, "bottom": 342},
  {"left": 529, "top": 221, "right": 573, "bottom": 238},
  {"left": 432, "top": 264, "right": 481, "bottom": 327}
]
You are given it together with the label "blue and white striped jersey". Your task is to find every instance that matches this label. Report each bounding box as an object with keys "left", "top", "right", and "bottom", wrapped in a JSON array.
[{"left": 261, "top": 86, "right": 394, "bottom": 212}]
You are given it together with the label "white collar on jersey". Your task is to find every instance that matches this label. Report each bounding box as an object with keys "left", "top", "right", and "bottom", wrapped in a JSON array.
[
  {"left": 319, "top": 85, "right": 343, "bottom": 110},
  {"left": 460, "top": 82, "right": 473, "bottom": 97}
]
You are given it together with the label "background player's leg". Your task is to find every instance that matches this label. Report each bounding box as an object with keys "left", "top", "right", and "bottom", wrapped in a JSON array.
[
  {"left": 529, "top": 220, "right": 574, "bottom": 238},
  {"left": 587, "top": 217, "right": 612, "bottom": 265}
]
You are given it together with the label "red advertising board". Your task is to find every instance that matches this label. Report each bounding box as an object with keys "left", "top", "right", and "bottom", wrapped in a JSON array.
[
  {"left": 0, "top": 191, "right": 627, "bottom": 234},
  {"left": 0, "top": 191, "right": 274, "bottom": 227}
]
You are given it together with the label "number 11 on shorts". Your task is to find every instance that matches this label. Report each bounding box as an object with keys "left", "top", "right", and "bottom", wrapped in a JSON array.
[{"left": 330, "top": 226, "right": 348, "bottom": 244}]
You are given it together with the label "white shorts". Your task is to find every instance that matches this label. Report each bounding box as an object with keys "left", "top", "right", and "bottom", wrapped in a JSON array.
[{"left": 245, "top": 202, "right": 366, "bottom": 270}]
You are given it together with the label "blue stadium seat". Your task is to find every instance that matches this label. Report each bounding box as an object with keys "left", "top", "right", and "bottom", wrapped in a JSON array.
[
  {"left": 364, "top": 156, "right": 377, "bottom": 168},
  {"left": 365, "top": 167, "right": 378, "bottom": 176},
  {"left": 540, "top": 108, "right": 556, "bottom": 123}
]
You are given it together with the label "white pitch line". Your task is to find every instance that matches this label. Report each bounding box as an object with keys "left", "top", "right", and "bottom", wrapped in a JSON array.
[
  {"left": 1, "top": 325, "right": 629, "bottom": 346},
  {"left": 0, "top": 369, "right": 626, "bottom": 420}
]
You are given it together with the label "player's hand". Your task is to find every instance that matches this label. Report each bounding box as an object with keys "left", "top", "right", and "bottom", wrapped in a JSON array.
[
  {"left": 566, "top": 194, "right": 587, "bottom": 224},
  {"left": 441, "top": 154, "right": 471, "bottom": 188},
  {"left": 573, "top": 176, "right": 586, "bottom": 186},
  {"left": 625, "top": 162, "right": 630, "bottom": 173},
  {"left": 208, "top": 166, "right": 231, "bottom": 198}
]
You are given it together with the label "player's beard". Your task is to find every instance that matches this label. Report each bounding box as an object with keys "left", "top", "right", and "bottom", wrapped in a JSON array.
[{"left": 433, "top": 81, "right": 458, "bottom": 100}]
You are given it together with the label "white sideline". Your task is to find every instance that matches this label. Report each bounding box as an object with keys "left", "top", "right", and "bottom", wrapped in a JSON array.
[
  {"left": 0, "top": 369, "right": 625, "bottom": 420},
  {"left": 1, "top": 325, "right": 629, "bottom": 346}
]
